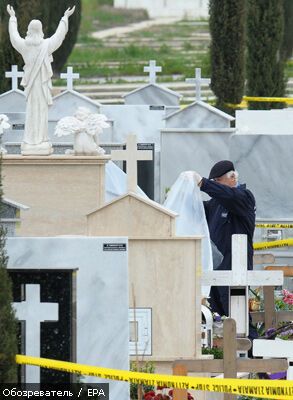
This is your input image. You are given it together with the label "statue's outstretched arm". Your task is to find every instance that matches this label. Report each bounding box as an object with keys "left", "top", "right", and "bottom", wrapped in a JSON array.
[
  {"left": 7, "top": 4, "right": 25, "bottom": 53},
  {"left": 7, "top": 4, "right": 16, "bottom": 18},
  {"left": 48, "top": 6, "right": 75, "bottom": 54}
]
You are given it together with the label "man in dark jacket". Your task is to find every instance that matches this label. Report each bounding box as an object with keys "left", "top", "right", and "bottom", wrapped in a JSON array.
[{"left": 194, "top": 160, "right": 256, "bottom": 316}]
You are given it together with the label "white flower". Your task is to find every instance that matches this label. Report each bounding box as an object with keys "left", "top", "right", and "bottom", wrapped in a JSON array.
[{"left": 0, "top": 114, "right": 10, "bottom": 134}]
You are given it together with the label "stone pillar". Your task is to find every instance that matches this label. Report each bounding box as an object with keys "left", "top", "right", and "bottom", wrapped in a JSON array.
[{"left": 2, "top": 155, "right": 110, "bottom": 236}]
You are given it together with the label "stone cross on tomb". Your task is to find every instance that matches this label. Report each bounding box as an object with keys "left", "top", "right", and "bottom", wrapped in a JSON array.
[
  {"left": 202, "top": 234, "right": 283, "bottom": 336},
  {"left": 144, "top": 60, "right": 162, "bottom": 84},
  {"left": 185, "top": 67, "right": 211, "bottom": 101},
  {"left": 111, "top": 134, "right": 153, "bottom": 193},
  {"left": 60, "top": 66, "right": 80, "bottom": 91},
  {"left": 13, "top": 284, "right": 59, "bottom": 383},
  {"left": 5, "top": 65, "right": 24, "bottom": 91}
]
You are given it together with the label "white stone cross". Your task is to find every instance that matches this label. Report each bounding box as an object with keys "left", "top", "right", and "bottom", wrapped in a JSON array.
[
  {"left": 185, "top": 67, "right": 211, "bottom": 101},
  {"left": 5, "top": 65, "right": 24, "bottom": 91},
  {"left": 60, "top": 66, "right": 80, "bottom": 91},
  {"left": 111, "top": 134, "right": 153, "bottom": 193},
  {"left": 144, "top": 60, "right": 162, "bottom": 84},
  {"left": 13, "top": 284, "right": 59, "bottom": 383},
  {"left": 202, "top": 234, "right": 283, "bottom": 336}
]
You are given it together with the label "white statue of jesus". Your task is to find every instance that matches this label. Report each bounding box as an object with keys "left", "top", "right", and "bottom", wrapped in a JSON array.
[{"left": 7, "top": 4, "right": 75, "bottom": 155}]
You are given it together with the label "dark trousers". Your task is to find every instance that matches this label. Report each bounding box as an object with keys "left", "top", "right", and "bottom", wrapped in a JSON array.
[{"left": 209, "top": 285, "right": 258, "bottom": 342}]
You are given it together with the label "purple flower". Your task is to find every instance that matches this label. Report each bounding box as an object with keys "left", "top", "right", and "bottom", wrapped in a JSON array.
[
  {"left": 279, "top": 329, "right": 293, "bottom": 338},
  {"left": 213, "top": 313, "right": 222, "bottom": 322},
  {"left": 265, "top": 327, "right": 276, "bottom": 337}
]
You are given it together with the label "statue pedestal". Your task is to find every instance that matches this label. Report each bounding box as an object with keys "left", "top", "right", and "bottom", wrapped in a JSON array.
[
  {"left": 21, "top": 142, "right": 54, "bottom": 156},
  {"left": 2, "top": 155, "right": 110, "bottom": 236}
]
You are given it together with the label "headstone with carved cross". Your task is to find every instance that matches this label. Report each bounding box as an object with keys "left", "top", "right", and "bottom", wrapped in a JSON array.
[
  {"left": 111, "top": 134, "right": 153, "bottom": 193},
  {"left": 202, "top": 234, "right": 283, "bottom": 336},
  {"left": 60, "top": 66, "right": 80, "bottom": 91}
]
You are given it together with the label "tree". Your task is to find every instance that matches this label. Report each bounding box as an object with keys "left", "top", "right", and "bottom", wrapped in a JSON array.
[
  {"left": 209, "top": 0, "right": 246, "bottom": 115},
  {"left": 0, "top": 0, "right": 81, "bottom": 92},
  {"left": 0, "top": 156, "right": 18, "bottom": 383},
  {"left": 46, "top": 0, "right": 81, "bottom": 73},
  {"left": 281, "top": 0, "right": 293, "bottom": 61},
  {"left": 246, "top": 0, "right": 285, "bottom": 109}
]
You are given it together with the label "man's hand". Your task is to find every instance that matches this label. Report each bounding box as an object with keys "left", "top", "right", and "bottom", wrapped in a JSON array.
[
  {"left": 193, "top": 171, "right": 202, "bottom": 186},
  {"left": 7, "top": 5, "right": 16, "bottom": 17},
  {"left": 64, "top": 6, "right": 75, "bottom": 18}
]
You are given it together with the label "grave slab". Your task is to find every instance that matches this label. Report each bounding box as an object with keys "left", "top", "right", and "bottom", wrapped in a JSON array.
[{"left": 7, "top": 236, "right": 129, "bottom": 399}]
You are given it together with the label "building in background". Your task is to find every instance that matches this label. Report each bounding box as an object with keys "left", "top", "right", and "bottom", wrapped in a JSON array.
[{"left": 114, "top": 0, "right": 209, "bottom": 19}]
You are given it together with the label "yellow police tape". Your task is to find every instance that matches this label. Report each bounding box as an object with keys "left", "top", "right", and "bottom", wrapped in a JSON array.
[
  {"left": 243, "top": 96, "right": 293, "bottom": 104},
  {"left": 253, "top": 238, "right": 293, "bottom": 250},
  {"left": 256, "top": 223, "right": 293, "bottom": 229},
  {"left": 16, "top": 355, "right": 293, "bottom": 400},
  {"left": 226, "top": 96, "right": 293, "bottom": 108}
]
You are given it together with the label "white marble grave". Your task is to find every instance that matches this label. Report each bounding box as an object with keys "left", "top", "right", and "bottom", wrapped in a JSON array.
[
  {"left": 8, "top": 236, "right": 129, "bottom": 398},
  {"left": 229, "top": 134, "right": 293, "bottom": 219},
  {"left": 236, "top": 109, "right": 293, "bottom": 135}
]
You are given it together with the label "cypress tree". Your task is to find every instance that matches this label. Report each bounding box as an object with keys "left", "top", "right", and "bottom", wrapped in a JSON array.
[
  {"left": 46, "top": 0, "right": 81, "bottom": 73},
  {"left": 0, "top": 0, "right": 22, "bottom": 93},
  {"left": 281, "top": 0, "right": 293, "bottom": 61},
  {"left": 246, "top": 0, "right": 285, "bottom": 109},
  {"left": 0, "top": 156, "right": 18, "bottom": 383},
  {"left": 209, "top": 0, "right": 246, "bottom": 115}
]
